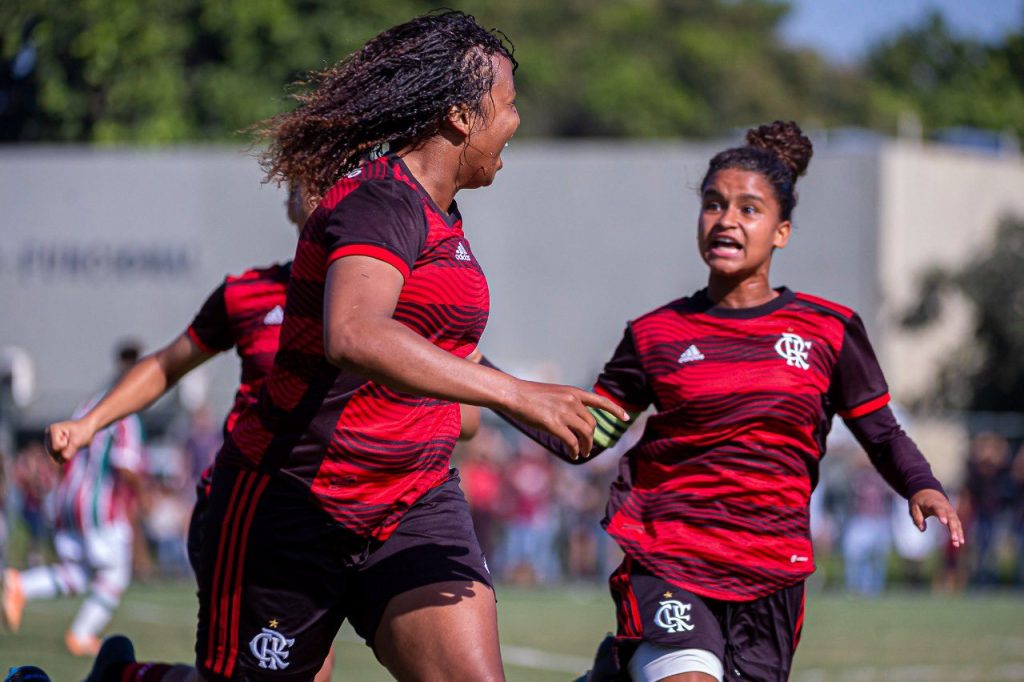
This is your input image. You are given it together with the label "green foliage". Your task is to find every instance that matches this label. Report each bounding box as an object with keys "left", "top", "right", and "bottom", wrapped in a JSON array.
[
  {"left": 903, "top": 217, "right": 1024, "bottom": 411},
  {"left": 2, "top": 0, "right": 880, "bottom": 143},
  {"left": 865, "top": 12, "right": 1024, "bottom": 140},
  {"left": 3, "top": 1, "right": 1023, "bottom": 143}
]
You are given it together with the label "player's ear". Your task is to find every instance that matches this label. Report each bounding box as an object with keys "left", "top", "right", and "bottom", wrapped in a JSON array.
[
  {"left": 773, "top": 220, "right": 791, "bottom": 249},
  {"left": 444, "top": 104, "right": 474, "bottom": 138}
]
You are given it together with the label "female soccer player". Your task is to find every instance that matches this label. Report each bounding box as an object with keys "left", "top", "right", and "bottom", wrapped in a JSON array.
[
  {"left": 498, "top": 121, "right": 963, "bottom": 682},
  {"left": 79, "top": 10, "right": 627, "bottom": 682}
]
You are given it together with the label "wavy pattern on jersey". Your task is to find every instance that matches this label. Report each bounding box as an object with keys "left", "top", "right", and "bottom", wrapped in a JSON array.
[
  {"left": 604, "top": 289, "right": 865, "bottom": 600},
  {"left": 221, "top": 155, "right": 487, "bottom": 540}
]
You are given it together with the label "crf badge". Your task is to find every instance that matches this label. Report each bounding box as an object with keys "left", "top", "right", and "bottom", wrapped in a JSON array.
[
  {"left": 654, "top": 599, "right": 694, "bottom": 633},
  {"left": 249, "top": 628, "right": 295, "bottom": 670},
  {"left": 775, "top": 332, "right": 812, "bottom": 370}
]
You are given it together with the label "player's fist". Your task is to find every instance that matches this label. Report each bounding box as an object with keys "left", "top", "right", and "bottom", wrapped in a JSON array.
[{"left": 43, "top": 419, "right": 95, "bottom": 464}]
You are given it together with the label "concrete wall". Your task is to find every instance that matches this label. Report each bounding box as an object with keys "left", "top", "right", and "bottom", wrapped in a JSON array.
[{"left": 2, "top": 141, "right": 1019, "bottom": 455}]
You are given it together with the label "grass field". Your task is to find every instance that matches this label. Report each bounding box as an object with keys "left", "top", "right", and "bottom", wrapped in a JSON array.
[{"left": 2, "top": 582, "right": 1022, "bottom": 681}]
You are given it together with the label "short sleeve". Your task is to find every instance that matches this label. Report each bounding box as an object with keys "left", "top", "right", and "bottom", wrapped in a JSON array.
[
  {"left": 594, "top": 324, "right": 653, "bottom": 414},
  {"left": 830, "top": 313, "right": 891, "bottom": 419},
  {"left": 110, "top": 415, "right": 144, "bottom": 473},
  {"left": 323, "top": 181, "right": 427, "bottom": 281},
  {"left": 187, "top": 282, "right": 233, "bottom": 354}
]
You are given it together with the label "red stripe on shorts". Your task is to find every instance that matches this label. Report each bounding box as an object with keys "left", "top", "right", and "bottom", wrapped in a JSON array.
[
  {"left": 224, "top": 474, "right": 270, "bottom": 677},
  {"left": 206, "top": 471, "right": 259, "bottom": 673},
  {"left": 793, "top": 588, "right": 806, "bottom": 652}
]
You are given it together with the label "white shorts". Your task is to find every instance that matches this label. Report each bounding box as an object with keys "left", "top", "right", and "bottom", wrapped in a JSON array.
[
  {"left": 55, "top": 521, "right": 132, "bottom": 588},
  {"left": 628, "top": 642, "right": 724, "bottom": 682}
]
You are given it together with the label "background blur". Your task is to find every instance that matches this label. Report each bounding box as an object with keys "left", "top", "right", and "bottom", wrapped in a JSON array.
[{"left": 1, "top": 1, "right": 1023, "bottom": 679}]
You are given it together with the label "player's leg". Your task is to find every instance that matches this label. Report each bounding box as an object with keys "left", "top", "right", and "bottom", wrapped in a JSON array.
[
  {"left": 720, "top": 582, "right": 804, "bottom": 682},
  {"left": 604, "top": 558, "right": 726, "bottom": 682},
  {"left": 374, "top": 579, "right": 503, "bottom": 681},
  {"left": 5, "top": 531, "right": 89, "bottom": 631},
  {"left": 350, "top": 470, "right": 503, "bottom": 681},
  {"left": 194, "top": 467, "right": 346, "bottom": 680},
  {"left": 66, "top": 521, "right": 133, "bottom": 655}
]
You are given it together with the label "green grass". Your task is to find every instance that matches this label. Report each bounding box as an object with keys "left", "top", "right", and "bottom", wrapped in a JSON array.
[{"left": 2, "top": 582, "right": 1022, "bottom": 681}]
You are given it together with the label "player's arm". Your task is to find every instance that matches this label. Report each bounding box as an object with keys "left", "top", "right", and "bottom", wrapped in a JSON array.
[
  {"left": 478, "top": 355, "right": 639, "bottom": 464},
  {"left": 322, "top": 256, "right": 628, "bottom": 459},
  {"left": 45, "top": 334, "right": 215, "bottom": 463},
  {"left": 843, "top": 407, "right": 964, "bottom": 547},
  {"left": 833, "top": 312, "right": 963, "bottom": 547}
]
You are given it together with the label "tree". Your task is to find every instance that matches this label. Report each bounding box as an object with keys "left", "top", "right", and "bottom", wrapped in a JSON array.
[
  {"left": 865, "top": 12, "right": 1024, "bottom": 142},
  {"left": 902, "top": 217, "right": 1024, "bottom": 412},
  {"left": 2, "top": 0, "right": 878, "bottom": 143}
]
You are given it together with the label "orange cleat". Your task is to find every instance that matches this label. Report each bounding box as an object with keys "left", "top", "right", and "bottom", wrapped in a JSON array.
[
  {"left": 65, "top": 631, "right": 102, "bottom": 657},
  {"left": 2, "top": 568, "right": 25, "bottom": 632}
]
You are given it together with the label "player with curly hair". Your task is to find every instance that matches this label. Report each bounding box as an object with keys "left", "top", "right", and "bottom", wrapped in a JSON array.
[{"left": 79, "top": 10, "right": 625, "bottom": 682}]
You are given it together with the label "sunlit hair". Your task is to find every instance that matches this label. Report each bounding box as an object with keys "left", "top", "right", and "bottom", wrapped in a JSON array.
[
  {"left": 700, "top": 120, "right": 813, "bottom": 220},
  {"left": 253, "top": 10, "right": 517, "bottom": 198}
]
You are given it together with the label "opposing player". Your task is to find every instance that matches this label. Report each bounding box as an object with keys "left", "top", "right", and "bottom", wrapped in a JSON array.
[
  {"left": 4, "top": 343, "right": 145, "bottom": 656},
  {"left": 498, "top": 121, "right": 963, "bottom": 681},
  {"left": 79, "top": 10, "right": 626, "bottom": 682}
]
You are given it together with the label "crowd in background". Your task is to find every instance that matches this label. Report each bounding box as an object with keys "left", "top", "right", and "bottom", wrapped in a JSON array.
[{"left": 4, "top": 407, "right": 1024, "bottom": 593}]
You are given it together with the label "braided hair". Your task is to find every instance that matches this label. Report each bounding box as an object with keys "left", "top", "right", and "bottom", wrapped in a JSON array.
[
  {"left": 254, "top": 10, "right": 517, "bottom": 198},
  {"left": 700, "top": 121, "right": 813, "bottom": 220}
]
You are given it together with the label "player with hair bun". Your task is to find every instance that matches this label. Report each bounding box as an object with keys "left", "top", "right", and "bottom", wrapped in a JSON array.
[{"left": 497, "top": 120, "right": 963, "bottom": 682}]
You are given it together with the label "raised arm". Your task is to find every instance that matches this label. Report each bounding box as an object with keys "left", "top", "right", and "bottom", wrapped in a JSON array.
[
  {"left": 45, "top": 334, "right": 215, "bottom": 463},
  {"left": 323, "top": 255, "right": 628, "bottom": 459}
]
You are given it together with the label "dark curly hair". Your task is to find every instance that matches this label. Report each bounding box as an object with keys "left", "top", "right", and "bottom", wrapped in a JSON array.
[
  {"left": 253, "top": 10, "right": 517, "bottom": 198},
  {"left": 700, "top": 121, "right": 813, "bottom": 221}
]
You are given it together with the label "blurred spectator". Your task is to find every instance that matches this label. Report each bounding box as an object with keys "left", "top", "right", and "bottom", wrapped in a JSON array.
[
  {"left": 557, "top": 465, "right": 604, "bottom": 581},
  {"left": 842, "top": 454, "right": 895, "bottom": 596},
  {"left": 142, "top": 474, "right": 190, "bottom": 578},
  {"left": 962, "top": 432, "right": 1012, "bottom": 587},
  {"left": 182, "top": 404, "right": 220, "bottom": 492},
  {"left": 1010, "top": 443, "right": 1024, "bottom": 587},
  {"left": 12, "top": 442, "right": 56, "bottom": 567},
  {"left": 500, "top": 439, "right": 559, "bottom": 585},
  {"left": 456, "top": 425, "right": 509, "bottom": 564},
  {"left": 890, "top": 492, "right": 941, "bottom": 589}
]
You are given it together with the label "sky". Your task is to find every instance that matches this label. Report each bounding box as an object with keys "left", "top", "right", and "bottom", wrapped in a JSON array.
[{"left": 779, "top": 0, "right": 1024, "bottom": 64}]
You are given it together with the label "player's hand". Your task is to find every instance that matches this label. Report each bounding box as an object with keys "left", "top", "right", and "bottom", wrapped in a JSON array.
[
  {"left": 909, "top": 488, "right": 965, "bottom": 548},
  {"left": 505, "top": 380, "right": 629, "bottom": 460},
  {"left": 43, "top": 418, "right": 96, "bottom": 464}
]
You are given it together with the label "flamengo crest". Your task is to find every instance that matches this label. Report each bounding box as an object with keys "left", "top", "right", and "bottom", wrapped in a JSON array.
[
  {"left": 774, "top": 332, "right": 811, "bottom": 371},
  {"left": 250, "top": 628, "right": 295, "bottom": 670},
  {"left": 654, "top": 599, "right": 694, "bottom": 633}
]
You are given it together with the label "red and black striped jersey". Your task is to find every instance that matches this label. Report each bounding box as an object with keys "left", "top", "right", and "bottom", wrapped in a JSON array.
[
  {"left": 597, "top": 288, "right": 892, "bottom": 601},
  {"left": 220, "top": 154, "right": 489, "bottom": 540},
  {"left": 187, "top": 263, "right": 290, "bottom": 433}
]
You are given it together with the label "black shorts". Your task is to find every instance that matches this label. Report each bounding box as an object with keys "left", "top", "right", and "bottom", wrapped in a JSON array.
[
  {"left": 610, "top": 557, "right": 805, "bottom": 682},
  {"left": 195, "top": 466, "right": 491, "bottom": 681},
  {"left": 186, "top": 471, "right": 212, "bottom": 577}
]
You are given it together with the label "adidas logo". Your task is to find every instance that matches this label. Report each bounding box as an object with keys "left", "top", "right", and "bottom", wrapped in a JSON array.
[
  {"left": 678, "top": 345, "right": 704, "bottom": 363},
  {"left": 263, "top": 305, "right": 284, "bottom": 326},
  {"left": 454, "top": 242, "right": 472, "bottom": 262}
]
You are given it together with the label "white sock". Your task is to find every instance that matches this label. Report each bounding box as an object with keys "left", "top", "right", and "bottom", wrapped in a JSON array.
[
  {"left": 20, "top": 564, "right": 87, "bottom": 600},
  {"left": 69, "top": 594, "right": 116, "bottom": 639}
]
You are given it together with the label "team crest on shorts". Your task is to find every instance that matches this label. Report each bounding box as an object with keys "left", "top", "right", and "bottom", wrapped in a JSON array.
[
  {"left": 654, "top": 597, "right": 694, "bottom": 633},
  {"left": 249, "top": 623, "right": 295, "bottom": 670}
]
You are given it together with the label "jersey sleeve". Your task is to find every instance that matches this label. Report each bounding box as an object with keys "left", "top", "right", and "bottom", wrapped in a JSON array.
[
  {"left": 323, "top": 181, "right": 427, "bottom": 281},
  {"left": 591, "top": 325, "right": 652, "bottom": 450},
  {"left": 829, "top": 313, "right": 891, "bottom": 419},
  {"left": 595, "top": 324, "right": 653, "bottom": 414},
  {"left": 186, "top": 282, "right": 233, "bottom": 354},
  {"left": 110, "top": 415, "right": 144, "bottom": 474}
]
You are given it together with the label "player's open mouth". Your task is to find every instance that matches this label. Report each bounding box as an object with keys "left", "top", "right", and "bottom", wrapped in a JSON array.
[{"left": 708, "top": 235, "right": 742, "bottom": 255}]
